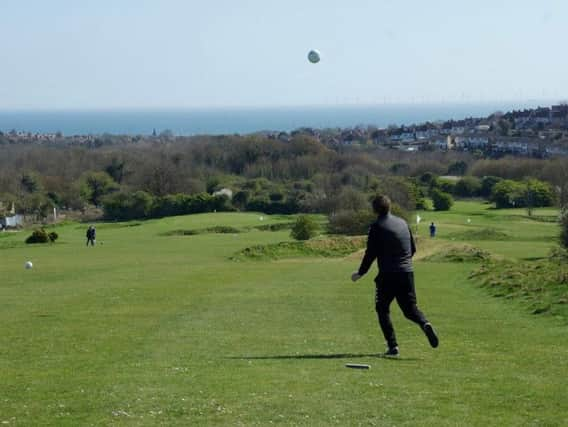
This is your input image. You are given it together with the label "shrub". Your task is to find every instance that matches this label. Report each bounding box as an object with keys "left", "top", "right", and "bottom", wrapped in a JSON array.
[
  {"left": 431, "top": 189, "right": 454, "bottom": 211},
  {"left": 383, "top": 178, "right": 417, "bottom": 214},
  {"left": 524, "top": 179, "right": 555, "bottom": 208},
  {"left": 269, "top": 191, "right": 285, "bottom": 202},
  {"left": 232, "top": 190, "right": 251, "bottom": 209},
  {"left": 436, "top": 179, "right": 457, "bottom": 195},
  {"left": 491, "top": 179, "right": 524, "bottom": 208},
  {"left": 454, "top": 176, "right": 482, "bottom": 197},
  {"left": 79, "top": 171, "right": 119, "bottom": 207},
  {"left": 25, "top": 228, "right": 58, "bottom": 244},
  {"left": 416, "top": 197, "right": 431, "bottom": 210},
  {"left": 327, "top": 210, "right": 376, "bottom": 236},
  {"left": 419, "top": 172, "right": 437, "bottom": 186},
  {"left": 480, "top": 176, "right": 502, "bottom": 198},
  {"left": 103, "top": 191, "right": 154, "bottom": 220},
  {"left": 290, "top": 215, "right": 319, "bottom": 241},
  {"left": 447, "top": 160, "right": 468, "bottom": 176},
  {"left": 103, "top": 191, "right": 234, "bottom": 220},
  {"left": 246, "top": 197, "right": 300, "bottom": 215},
  {"left": 491, "top": 179, "right": 554, "bottom": 209}
]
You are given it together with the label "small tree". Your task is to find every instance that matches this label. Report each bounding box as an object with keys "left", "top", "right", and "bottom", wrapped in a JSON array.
[
  {"left": 328, "top": 210, "right": 376, "bottom": 236},
  {"left": 232, "top": 190, "right": 250, "bottom": 210},
  {"left": 447, "top": 160, "right": 468, "bottom": 176},
  {"left": 491, "top": 180, "right": 524, "bottom": 208},
  {"left": 454, "top": 176, "right": 481, "bottom": 197},
  {"left": 290, "top": 215, "right": 318, "bottom": 241},
  {"left": 480, "top": 176, "right": 502, "bottom": 198},
  {"left": 431, "top": 189, "right": 454, "bottom": 211},
  {"left": 80, "top": 172, "right": 119, "bottom": 207},
  {"left": 20, "top": 172, "right": 43, "bottom": 194}
]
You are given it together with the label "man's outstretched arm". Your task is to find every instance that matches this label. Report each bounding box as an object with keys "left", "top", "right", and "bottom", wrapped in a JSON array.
[
  {"left": 353, "top": 226, "right": 377, "bottom": 281},
  {"left": 409, "top": 226, "right": 416, "bottom": 257}
]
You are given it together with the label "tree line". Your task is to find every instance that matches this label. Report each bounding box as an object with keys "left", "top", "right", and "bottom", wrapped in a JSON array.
[{"left": 0, "top": 134, "right": 566, "bottom": 223}]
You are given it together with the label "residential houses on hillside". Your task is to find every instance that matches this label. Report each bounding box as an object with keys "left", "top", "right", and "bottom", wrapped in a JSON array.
[{"left": 3, "top": 104, "right": 568, "bottom": 157}]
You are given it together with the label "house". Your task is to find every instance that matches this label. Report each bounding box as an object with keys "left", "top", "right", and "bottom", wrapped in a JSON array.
[
  {"left": 0, "top": 214, "right": 24, "bottom": 229},
  {"left": 454, "top": 136, "right": 489, "bottom": 150},
  {"left": 433, "top": 139, "right": 450, "bottom": 150},
  {"left": 551, "top": 104, "right": 568, "bottom": 126},
  {"left": 475, "top": 124, "right": 490, "bottom": 132},
  {"left": 0, "top": 202, "right": 23, "bottom": 229}
]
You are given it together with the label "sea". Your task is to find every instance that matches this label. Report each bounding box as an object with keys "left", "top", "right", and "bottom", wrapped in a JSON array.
[{"left": 0, "top": 102, "right": 550, "bottom": 136}]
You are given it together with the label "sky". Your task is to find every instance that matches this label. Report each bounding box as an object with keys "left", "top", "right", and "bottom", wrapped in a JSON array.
[{"left": 1, "top": 0, "right": 567, "bottom": 110}]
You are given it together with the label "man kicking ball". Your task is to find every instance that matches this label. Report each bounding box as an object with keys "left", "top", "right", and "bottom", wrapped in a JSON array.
[{"left": 351, "top": 195, "right": 439, "bottom": 357}]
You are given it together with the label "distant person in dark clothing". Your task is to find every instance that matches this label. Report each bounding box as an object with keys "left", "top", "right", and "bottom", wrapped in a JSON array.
[
  {"left": 351, "top": 195, "right": 438, "bottom": 357},
  {"left": 429, "top": 222, "right": 436, "bottom": 238},
  {"left": 86, "top": 225, "right": 96, "bottom": 246}
]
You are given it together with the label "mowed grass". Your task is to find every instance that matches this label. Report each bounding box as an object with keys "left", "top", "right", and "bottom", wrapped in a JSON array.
[{"left": 1, "top": 205, "right": 567, "bottom": 425}]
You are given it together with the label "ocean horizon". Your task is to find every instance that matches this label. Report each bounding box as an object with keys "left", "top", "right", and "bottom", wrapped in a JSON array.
[{"left": 0, "top": 101, "right": 554, "bottom": 136}]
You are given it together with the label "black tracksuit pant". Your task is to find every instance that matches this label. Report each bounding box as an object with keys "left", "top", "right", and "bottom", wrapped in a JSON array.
[{"left": 375, "top": 271, "right": 428, "bottom": 349}]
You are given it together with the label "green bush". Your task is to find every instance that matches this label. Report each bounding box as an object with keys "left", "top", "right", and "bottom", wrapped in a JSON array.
[
  {"left": 232, "top": 190, "right": 251, "bottom": 210},
  {"left": 327, "top": 210, "right": 376, "bottom": 236},
  {"left": 480, "top": 176, "right": 502, "bottom": 198},
  {"left": 290, "top": 216, "right": 319, "bottom": 241},
  {"left": 416, "top": 197, "right": 431, "bottom": 210},
  {"left": 491, "top": 179, "right": 554, "bottom": 209},
  {"left": 431, "top": 189, "right": 454, "bottom": 211},
  {"left": 491, "top": 180, "right": 524, "bottom": 208},
  {"left": 103, "top": 192, "right": 234, "bottom": 220},
  {"left": 447, "top": 160, "right": 468, "bottom": 176},
  {"left": 246, "top": 197, "right": 300, "bottom": 215},
  {"left": 103, "top": 191, "right": 154, "bottom": 220},
  {"left": 524, "top": 179, "right": 555, "bottom": 208},
  {"left": 25, "top": 228, "right": 58, "bottom": 244},
  {"left": 454, "top": 176, "right": 482, "bottom": 197}
]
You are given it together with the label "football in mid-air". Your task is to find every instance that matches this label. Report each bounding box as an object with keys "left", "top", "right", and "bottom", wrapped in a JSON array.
[
  {"left": 307, "top": 49, "right": 321, "bottom": 64},
  {"left": 25, "top": 261, "right": 33, "bottom": 269}
]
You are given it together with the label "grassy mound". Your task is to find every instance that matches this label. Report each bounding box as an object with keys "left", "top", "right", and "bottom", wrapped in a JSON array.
[
  {"left": 79, "top": 221, "right": 142, "bottom": 229},
  {"left": 524, "top": 215, "right": 559, "bottom": 223},
  {"left": 422, "top": 244, "right": 492, "bottom": 263},
  {"left": 232, "top": 236, "right": 365, "bottom": 261},
  {"left": 163, "top": 225, "right": 242, "bottom": 236},
  {"left": 448, "top": 227, "right": 510, "bottom": 241},
  {"left": 253, "top": 222, "right": 294, "bottom": 231},
  {"left": 469, "top": 249, "right": 568, "bottom": 319},
  {"left": 0, "top": 232, "right": 24, "bottom": 250}
]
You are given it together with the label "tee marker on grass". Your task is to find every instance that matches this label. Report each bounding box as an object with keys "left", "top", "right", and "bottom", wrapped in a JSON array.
[{"left": 345, "top": 363, "right": 370, "bottom": 369}]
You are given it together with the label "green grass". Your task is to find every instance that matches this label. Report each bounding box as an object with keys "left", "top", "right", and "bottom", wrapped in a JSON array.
[
  {"left": 470, "top": 254, "right": 568, "bottom": 319},
  {"left": 1, "top": 204, "right": 567, "bottom": 425},
  {"left": 231, "top": 236, "right": 365, "bottom": 261}
]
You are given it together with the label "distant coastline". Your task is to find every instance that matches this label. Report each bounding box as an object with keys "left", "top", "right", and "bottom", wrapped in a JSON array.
[{"left": 0, "top": 101, "right": 557, "bottom": 136}]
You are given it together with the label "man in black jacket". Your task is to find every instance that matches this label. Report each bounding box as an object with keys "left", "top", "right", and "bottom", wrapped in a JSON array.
[
  {"left": 86, "top": 225, "right": 96, "bottom": 246},
  {"left": 351, "top": 195, "right": 438, "bottom": 357}
]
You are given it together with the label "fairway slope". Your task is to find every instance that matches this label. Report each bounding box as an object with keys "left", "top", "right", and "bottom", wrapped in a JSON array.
[{"left": 1, "top": 203, "right": 567, "bottom": 425}]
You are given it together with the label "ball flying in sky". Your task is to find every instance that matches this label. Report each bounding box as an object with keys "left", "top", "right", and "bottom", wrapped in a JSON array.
[{"left": 307, "top": 49, "right": 321, "bottom": 64}]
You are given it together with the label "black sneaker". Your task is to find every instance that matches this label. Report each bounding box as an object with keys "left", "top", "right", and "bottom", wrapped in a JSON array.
[
  {"left": 383, "top": 346, "right": 399, "bottom": 357},
  {"left": 423, "top": 323, "right": 439, "bottom": 348}
]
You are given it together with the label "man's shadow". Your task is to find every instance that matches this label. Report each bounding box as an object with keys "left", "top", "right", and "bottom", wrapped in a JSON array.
[{"left": 227, "top": 353, "right": 419, "bottom": 361}]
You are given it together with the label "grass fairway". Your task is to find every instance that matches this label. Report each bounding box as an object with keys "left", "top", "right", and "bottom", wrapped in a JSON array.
[{"left": 1, "top": 203, "right": 567, "bottom": 425}]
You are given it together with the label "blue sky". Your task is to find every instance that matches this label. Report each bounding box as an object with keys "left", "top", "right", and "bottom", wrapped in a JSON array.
[{"left": 1, "top": 0, "right": 567, "bottom": 109}]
